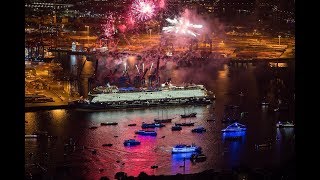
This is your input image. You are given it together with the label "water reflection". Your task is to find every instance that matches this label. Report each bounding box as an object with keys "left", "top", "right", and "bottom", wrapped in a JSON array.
[
  {"left": 222, "top": 131, "right": 246, "bottom": 167},
  {"left": 222, "top": 131, "right": 246, "bottom": 143},
  {"left": 171, "top": 153, "right": 192, "bottom": 175},
  {"left": 51, "top": 109, "right": 66, "bottom": 120},
  {"left": 269, "top": 62, "right": 288, "bottom": 68},
  {"left": 276, "top": 128, "right": 295, "bottom": 141}
]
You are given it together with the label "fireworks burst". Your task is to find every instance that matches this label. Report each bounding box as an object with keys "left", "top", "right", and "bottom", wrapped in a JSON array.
[
  {"left": 162, "top": 17, "right": 203, "bottom": 37},
  {"left": 131, "top": 0, "right": 155, "bottom": 21},
  {"left": 102, "top": 14, "right": 116, "bottom": 38}
]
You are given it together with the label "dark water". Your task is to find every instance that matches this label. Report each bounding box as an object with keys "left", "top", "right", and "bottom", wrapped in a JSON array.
[{"left": 25, "top": 55, "right": 295, "bottom": 179}]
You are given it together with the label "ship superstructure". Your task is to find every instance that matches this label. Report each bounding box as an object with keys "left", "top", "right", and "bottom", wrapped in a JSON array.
[{"left": 89, "top": 84, "right": 210, "bottom": 103}]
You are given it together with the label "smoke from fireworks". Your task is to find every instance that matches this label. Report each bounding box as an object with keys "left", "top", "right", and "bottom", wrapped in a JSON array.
[
  {"left": 131, "top": 0, "right": 155, "bottom": 21},
  {"left": 162, "top": 17, "right": 203, "bottom": 37}
]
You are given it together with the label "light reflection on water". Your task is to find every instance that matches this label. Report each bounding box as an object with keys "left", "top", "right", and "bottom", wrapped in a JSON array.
[{"left": 25, "top": 56, "right": 295, "bottom": 179}]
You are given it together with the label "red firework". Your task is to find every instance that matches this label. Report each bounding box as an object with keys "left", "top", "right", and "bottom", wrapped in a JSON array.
[{"left": 131, "top": 0, "right": 156, "bottom": 21}]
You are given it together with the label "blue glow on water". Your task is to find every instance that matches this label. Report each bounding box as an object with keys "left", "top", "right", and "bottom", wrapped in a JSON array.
[
  {"left": 171, "top": 152, "right": 194, "bottom": 160},
  {"left": 222, "top": 131, "right": 246, "bottom": 166},
  {"left": 222, "top": 131, "right": 246, "bottom": 142}
]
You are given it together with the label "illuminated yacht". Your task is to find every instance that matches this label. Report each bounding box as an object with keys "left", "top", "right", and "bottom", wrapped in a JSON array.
[
  {"left": 221, "top": 122, "right": 247, "bottom": 132},
  {"left": 172, "top": 144, "right": 202, "bottom": 154},
  {"left": 276, "top": 121, "right": 295, "bottom": 128},
  {"left": 135, "top": 130, "right": 157, "bottom": 136}
]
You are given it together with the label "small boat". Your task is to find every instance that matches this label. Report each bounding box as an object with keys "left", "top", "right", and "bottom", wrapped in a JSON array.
[
  {"left": 101, "top": 122, "right": 118, "bottom": 126},
  {"left": 92, "top": 149, "right": 97, "bottom": 154},
  {"left": 172, "top": 125, "right": 182, "bottom": 131},
  {"left": 172, "top": 144, "right": 202, "bottom": 154},
  {"left": 135, "top": 130, "right": 157, "bottom": 136},
  {"left": 102, "top": 143, "right": 113, "bottom": 147},
  {"left": 128, "top": 123, "right": 137, "bottom": 126},
  {"left": 154, "top": 118, "right": 173, "bottom": 123},
  {"left": 274, "top": 104, "right": 289, "bottom": 112},
  {"left": 190, "top": 154, "right": 207, "bottom": 162},
  {"left": 180, "top": 113, "right": 197, "bottom": 118},
  {"left": 155, "top": 109, "right": 173, "bottom": 123},
  {"left": 191, "top": 127, "right": 206, "bottom": 133},
  {"left": 141, "top": 123, "right": 165, "bottom": 128},
  {"left": 124, "top": 139, "right": 141, "bottom": 146},
  {"left": 221, "top": 117, "right": 237, "bottom": 123},
  {"left": 89, "top": 126, "right": 98, "bottom": 130},
  {"left": 261, "top": 102, "right": 270, "bottom": 106},
  {"left": 25, "top": 135, "right": 38, "bottom": 138},
  {"left": 48, "top": 135, "right": 58, "bottom": 139},
  {"left": 175, "top": 122, "right": 194, "bottom": 126},
  {"left": 225, "top": 105, "right": 240, "bottom": 109},
  {"left": 221, "top": 122, "right": 247, "bottom": 132},
  {"left": 276, "top": 121, "right": 294, "bottom": 128},
  {"left": 255, "top": 143, "right": 272, "bottom": 150},
  {"left": 33, "top": 131, "right": 48, "bottom": 136}
]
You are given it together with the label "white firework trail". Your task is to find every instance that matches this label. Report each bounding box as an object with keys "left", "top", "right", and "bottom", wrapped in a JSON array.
[{"left": 162, "top": 17, "right": 203, "bottom": 37}]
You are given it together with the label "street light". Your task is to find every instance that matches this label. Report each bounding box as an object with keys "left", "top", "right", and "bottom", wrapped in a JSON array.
[
  {"left": 85, "top": 25, "right": 89, "bottom": 47},
  {"left": 278, "top": 35, "right": 281, "bottom": 45}
]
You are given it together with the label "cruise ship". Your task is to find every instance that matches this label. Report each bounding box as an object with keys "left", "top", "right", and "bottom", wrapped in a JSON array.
[{"left": 73, "top": 83, "right": 214, "bottom": 109}]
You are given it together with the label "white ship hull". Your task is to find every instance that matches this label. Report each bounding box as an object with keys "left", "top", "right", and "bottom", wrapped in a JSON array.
[{"left": 90, "top": 88, "right": 209, "bottom": 103}]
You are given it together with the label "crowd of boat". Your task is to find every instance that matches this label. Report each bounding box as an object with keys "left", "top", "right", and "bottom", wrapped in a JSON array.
[{"left": 25, "top": 98, "right": 295, "bottom": 168}]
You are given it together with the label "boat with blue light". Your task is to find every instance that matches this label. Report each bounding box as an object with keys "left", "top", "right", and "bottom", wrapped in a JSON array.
[
  {"left": 135, "top": 130, "right": 157, "bottom": 136},
  {"left": 276, "top": 121, "right": 294, "bottom": 128},
  {"left": 123, "top": 139, "right": 141, "bottom": 146},
  {"left": 191, "top": 127, "right": 206, "bottom": 133},
  {"left": 172, "top": 144, "right": 202, "bottom": 153},
  {"left": 141, "top": 123, "right": 165, "bottom": 128},
  {"left": 221, "top": 122, "right": 247, "bottom": 132}
]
